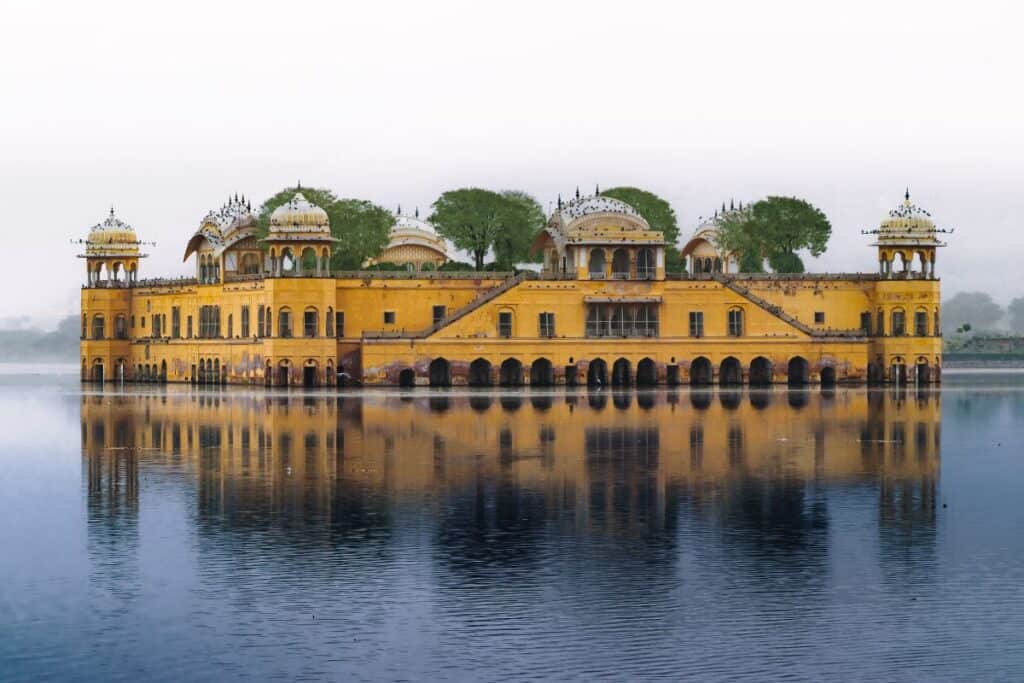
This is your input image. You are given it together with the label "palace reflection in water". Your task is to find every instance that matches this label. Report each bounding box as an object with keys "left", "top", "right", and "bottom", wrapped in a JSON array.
[{"left": 81, "top": 386, "right": 939, "bottom": 549}]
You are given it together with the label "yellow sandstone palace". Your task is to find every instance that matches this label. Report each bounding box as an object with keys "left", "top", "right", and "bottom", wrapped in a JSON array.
[{"left": 78, "top": 189, "right": 946, "bottom": 387}]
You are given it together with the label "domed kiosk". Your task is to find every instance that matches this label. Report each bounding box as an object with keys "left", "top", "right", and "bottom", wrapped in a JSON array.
[
  {"left": 183, "top": 194, "right": 260, "bottom": 283},
  {"left": 867, "top": 190, "right": 949, "bottom": 279},
  {"left": 78, "top": 208, "right": 147, "bottom": 286},
  {"left": 365, "top": 208, "right": 448, "bottom": 271},
  {"left": 532, "top": 189, "right": 666, "bottom": 280},
  {"left": 260, "top": 192, "right": 338, "bottom": 277}
]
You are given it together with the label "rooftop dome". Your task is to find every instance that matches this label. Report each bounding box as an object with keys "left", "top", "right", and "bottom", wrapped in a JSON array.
[
  {"left": 558, "top": 194, "right": 640, "bottom": 222},
  {"left": 266, "top": 192, "right": 331, "bottom": 239},
  {"left": 545, "top": 191, "right": 662, "bottom": 246},
  {"left": 872, "top": 190, "right": 948, "bottom": 247},
  {"left": 83, "top": 208, "right": 143, "bottom": 257}
]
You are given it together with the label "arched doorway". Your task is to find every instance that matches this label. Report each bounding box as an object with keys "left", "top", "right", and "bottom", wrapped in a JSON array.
[
  {"left": 160, "top": 360, "right": 167, "bottom": 383},
  {"left": 690, "top": 357, "right": 712, "bottom": 386},
  {"left": 213, "top": 359, "right": 221, "bottom": 384},
  {"left": 612, "top": 358, "right": 632, "bottom": 386},
  {"left": 915, "top": 358, "right": 930, "bottom": 384},
  {"left": 787, "top": 357, "right": 810, "bottom": 387},
  {"left": 429, "top": 358, "right": 451, "bottom": 387},
  {"left": 529, "top": 358, "right": 553, "bottom": 386},
  {"left": 398, "top": 368, "right": 416, "bottom": 387},
  {"left": 277, "top": 361, "right": 290, "bottom": 387},
  {"left": 719, "top": 357, "right": 742, "bottom": 385},
  {"left": 587, "top": 358, "right": 608, "bottom": 387},
  {"left": 303, "top": 361, "right": 318, "bottom": 388},
  {"left": 91, "top": 359, "right": 104, "bottom": 383},
  {"left": 499, "top": 358, "right": 523, "bottom": 386},
  {"left": 264, "top": 361, "right": 272, "bottom": 387},
  {"left": 637, "top": 358, "right": 657, "bottom": 386},
  {"left": 468, "top": 358, "right": 493, "bottom": 387},
  {"left": 820, "top": 366, "right": 837, "bottom": 388},
  {"left": 749, "top": 356, "right": 772, "bottom": 386}
]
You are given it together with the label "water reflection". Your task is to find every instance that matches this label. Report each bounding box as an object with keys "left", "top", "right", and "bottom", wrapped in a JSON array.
[{"left": 81, "top": 387, "right": 939, "bottom": 543}]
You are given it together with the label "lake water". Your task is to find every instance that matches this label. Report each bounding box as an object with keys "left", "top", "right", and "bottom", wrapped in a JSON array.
[{"left": 2, "top": 370, "right": 1023, "bottom": 681}]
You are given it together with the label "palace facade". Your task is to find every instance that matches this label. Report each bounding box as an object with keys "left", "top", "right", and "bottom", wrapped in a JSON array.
[{"left": 79, "top": 189, "right": 946, "bottom": 387}]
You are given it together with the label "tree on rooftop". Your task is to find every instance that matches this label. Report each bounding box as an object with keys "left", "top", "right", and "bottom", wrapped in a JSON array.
[
  {"left": 430, "top": 188, "right": 542, "bottom": 270},
  {"left": 715, "top": 196, "right": 831, "bottom": 273},
  {"left": 492, "top": 190, "right": 546, "bottom": 269},
  {"left": 256, "top": 186, "right": 392, "bottom": 271}
]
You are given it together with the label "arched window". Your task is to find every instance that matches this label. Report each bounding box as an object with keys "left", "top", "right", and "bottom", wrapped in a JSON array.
[
  {"left": 727, "top": 307, "right": 744, "bottom": 337},
  {"left": 588, "top": 249, "right": 606, "bottom": 279},
  {"left": 303, "top": 307, "right": 318, "bottom": 338},
  {"left": 91, "top": 314, "right": 105, "bottom": 340},
  {"left": 115, "top": 314, "right": 127, "bottom": 339},
  {"left": 914, "top": 308, "right": 928, "bottom": 336},
  {"left": 891, "top": 308, "right": 906, "bottom": 337},
  {"left": 326, "top": 307, "right": 334, "bottom": 337},
  {"left": 265, "top": 306, "right": 272, "bottom": 336},
  {"left": 241, "top": 306, "right": 250, "bottom": 338},
  {"left": 611, "top": 248, "right": 630, "bottom": 279},
  {"left": 81, "top": 314, "right": 87, "bottom": 339},
  {"left": 637, "top": 248, "right": 655, "bottom": 279},
  {"left": 257, "top": 305, "right": 266, "bottom": 337},
  {"left": 934, "top": 308, "right": 941, "bottom": 337},
  {"left": 279, "top": 307, "right": 292, "bottom": 338}
]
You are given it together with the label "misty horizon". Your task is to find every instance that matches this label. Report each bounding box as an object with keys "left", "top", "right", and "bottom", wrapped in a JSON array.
[{"left": 3, "top": 0, "right": 1023, "bottom": 322}]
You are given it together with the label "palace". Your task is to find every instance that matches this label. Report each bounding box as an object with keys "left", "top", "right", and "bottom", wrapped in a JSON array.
[{"left": 78, "top": 189, "right": 946, "bottom": 387}]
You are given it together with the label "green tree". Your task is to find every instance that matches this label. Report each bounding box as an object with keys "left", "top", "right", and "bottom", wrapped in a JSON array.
[
  {"left": 941, "top": 292, "right": 1004, "bottom": 335},
  {"left": 256, "top": 186, "right": 392, "bottom": 271},
  {"left": 430, "top": 188, "right": 542, "bottom": 270},
  {"left": 492, "top": 190, "right": 546, "bottom": 269},
  {"left": 715, "top": 196, "right": 831, "bottom": 273},
  {"left": 1008, "top": 297, "right": 1024, "bottom": 334}
]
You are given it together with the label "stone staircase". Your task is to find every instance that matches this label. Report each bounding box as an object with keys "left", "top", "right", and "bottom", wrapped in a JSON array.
[
  {"left": 364, "top": 272, "right": 532, "bottom": 340},
  {"left": 713, "top": 274, "right": 862, "bottom": 338}
]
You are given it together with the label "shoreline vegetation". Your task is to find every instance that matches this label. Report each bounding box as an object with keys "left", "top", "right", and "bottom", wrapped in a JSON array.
[{"left": 0, "top": 316, "right": 78, "bottom": 361}]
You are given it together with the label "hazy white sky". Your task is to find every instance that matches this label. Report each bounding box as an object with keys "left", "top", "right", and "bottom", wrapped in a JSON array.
[{"left": 2, "top": 0, "right": 1022, "bottom": 326}]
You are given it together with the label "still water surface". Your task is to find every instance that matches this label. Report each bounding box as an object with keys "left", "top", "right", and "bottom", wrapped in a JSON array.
[{"left": 1, "top": 371, "right": 1023, "bottom": 681}]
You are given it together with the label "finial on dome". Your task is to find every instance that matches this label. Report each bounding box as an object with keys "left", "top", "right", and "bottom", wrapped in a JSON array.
[
  {"left": 557, "top": 194, "right": 562, "bottom": 210},
  {"left": 575, "top": 186, "right": 580, "bottom": 200},
  {"left": 905, "top": 187, "right": 910, "bottom": 201},
  {"left": 730, "top": 198, "right": 734, "bottom": 211},
  {"left": 595, "top": 184, "right": 600, "bottom": 196},
  {"left": 397, "top": 204, "right": 402, "bottom": 216},
  {"left": 109, "top": 206, "right": 115, "bottom": 217},
  {"left": 415, "top": 207, "right": 419, "bottom": 218},
  {"left": 297, "top": 180, "right": 302, "bottom": 190},
  {"left": 721, "top": 202, "right": 726, "bottom": 213}
]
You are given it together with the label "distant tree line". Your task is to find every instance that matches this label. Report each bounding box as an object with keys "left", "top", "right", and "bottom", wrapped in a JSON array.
[
  {"left": 0, "top": 316, "right": 79, "bottom": 360},
  {"left": 942, "top": 292, "right": 1024, "bottom": 336}
]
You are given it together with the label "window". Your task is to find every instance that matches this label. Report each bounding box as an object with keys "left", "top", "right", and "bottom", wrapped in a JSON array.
[
  {"left": 81, "top": 314, "right": 87, "bottom": 339},
  {"left": 198, "top": 306, "right": 221, "bottom": 338},
  {"left": 689, "top": 311, "right": 704, "bottom": 338},
  {"left": 326, "top": 308, "right": 334, "bottom": 337},
  {"left": 152, "top": 314, "right": 161, "bottom": 338},
  {"left": 257, "top": 306, "right": 265, "bottom": 337},
  {"left": 727, "top": 308, "right": 744, "bottom": 337},
  {"left": 383, "top": 311, "right": 396, "bottom": 325},
  {"left": 115, "top": 314, "right": 128, "bottom": 340},
  {"left": 637, "top": 248, "right": 655, "bottom": 279},
  {"left": 265, "top": 307, "right": 272, "bottom": 337},
  {"left": 934, "top": 310, "right": 940, "bottom": 337},
  {"left": 140, "top": 316, "right": 145, "bottom": 329},
  {"left": 227, "top": 313, "right": 233, "bottom": 338},
  {"left": 860, "top": 312, "right": 872, "bottom": 335},
  {"left": 186, "top": 315, "right": 193, "bottom": 339},
  {"left": 498, "top": 311, "right": 513, "bottom": 338},
  {"left": 914, "top": 310, "right": 928, "bottom": 336},
  {"left": 539, "top": 312, "right": 555, "bottom": 337},
  {"left": 241, "top": 306, "right": 250, "bottom": 338},
  {"left": 278, "top": 308, "right": 292, "bottom": 338},
  {"left": 91, "top": 315, "right": 105, "bottom": 340},
  {"left": 432, "top": 305, "right": 446, "bottom": 325},
  {"left": 131, "top": 315, "right": 135, "bottom": 329},
  {"left": 335, "top": 311, "right": 345, "bottom": 338},
  {"left": 171, "top": 307, "right": 181, "bottom": 339},
  {"left": 814, "top": 311, "right": 825, "bottom": 324},
  {"left": 891, "top": 309, "right": 906, "bottom": 337},
  {"left": 876, "top": 310, "right": 884, "bottom": 336},
  {"left": 304, "top": 308, "right": 318, "bottom": 338}
]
